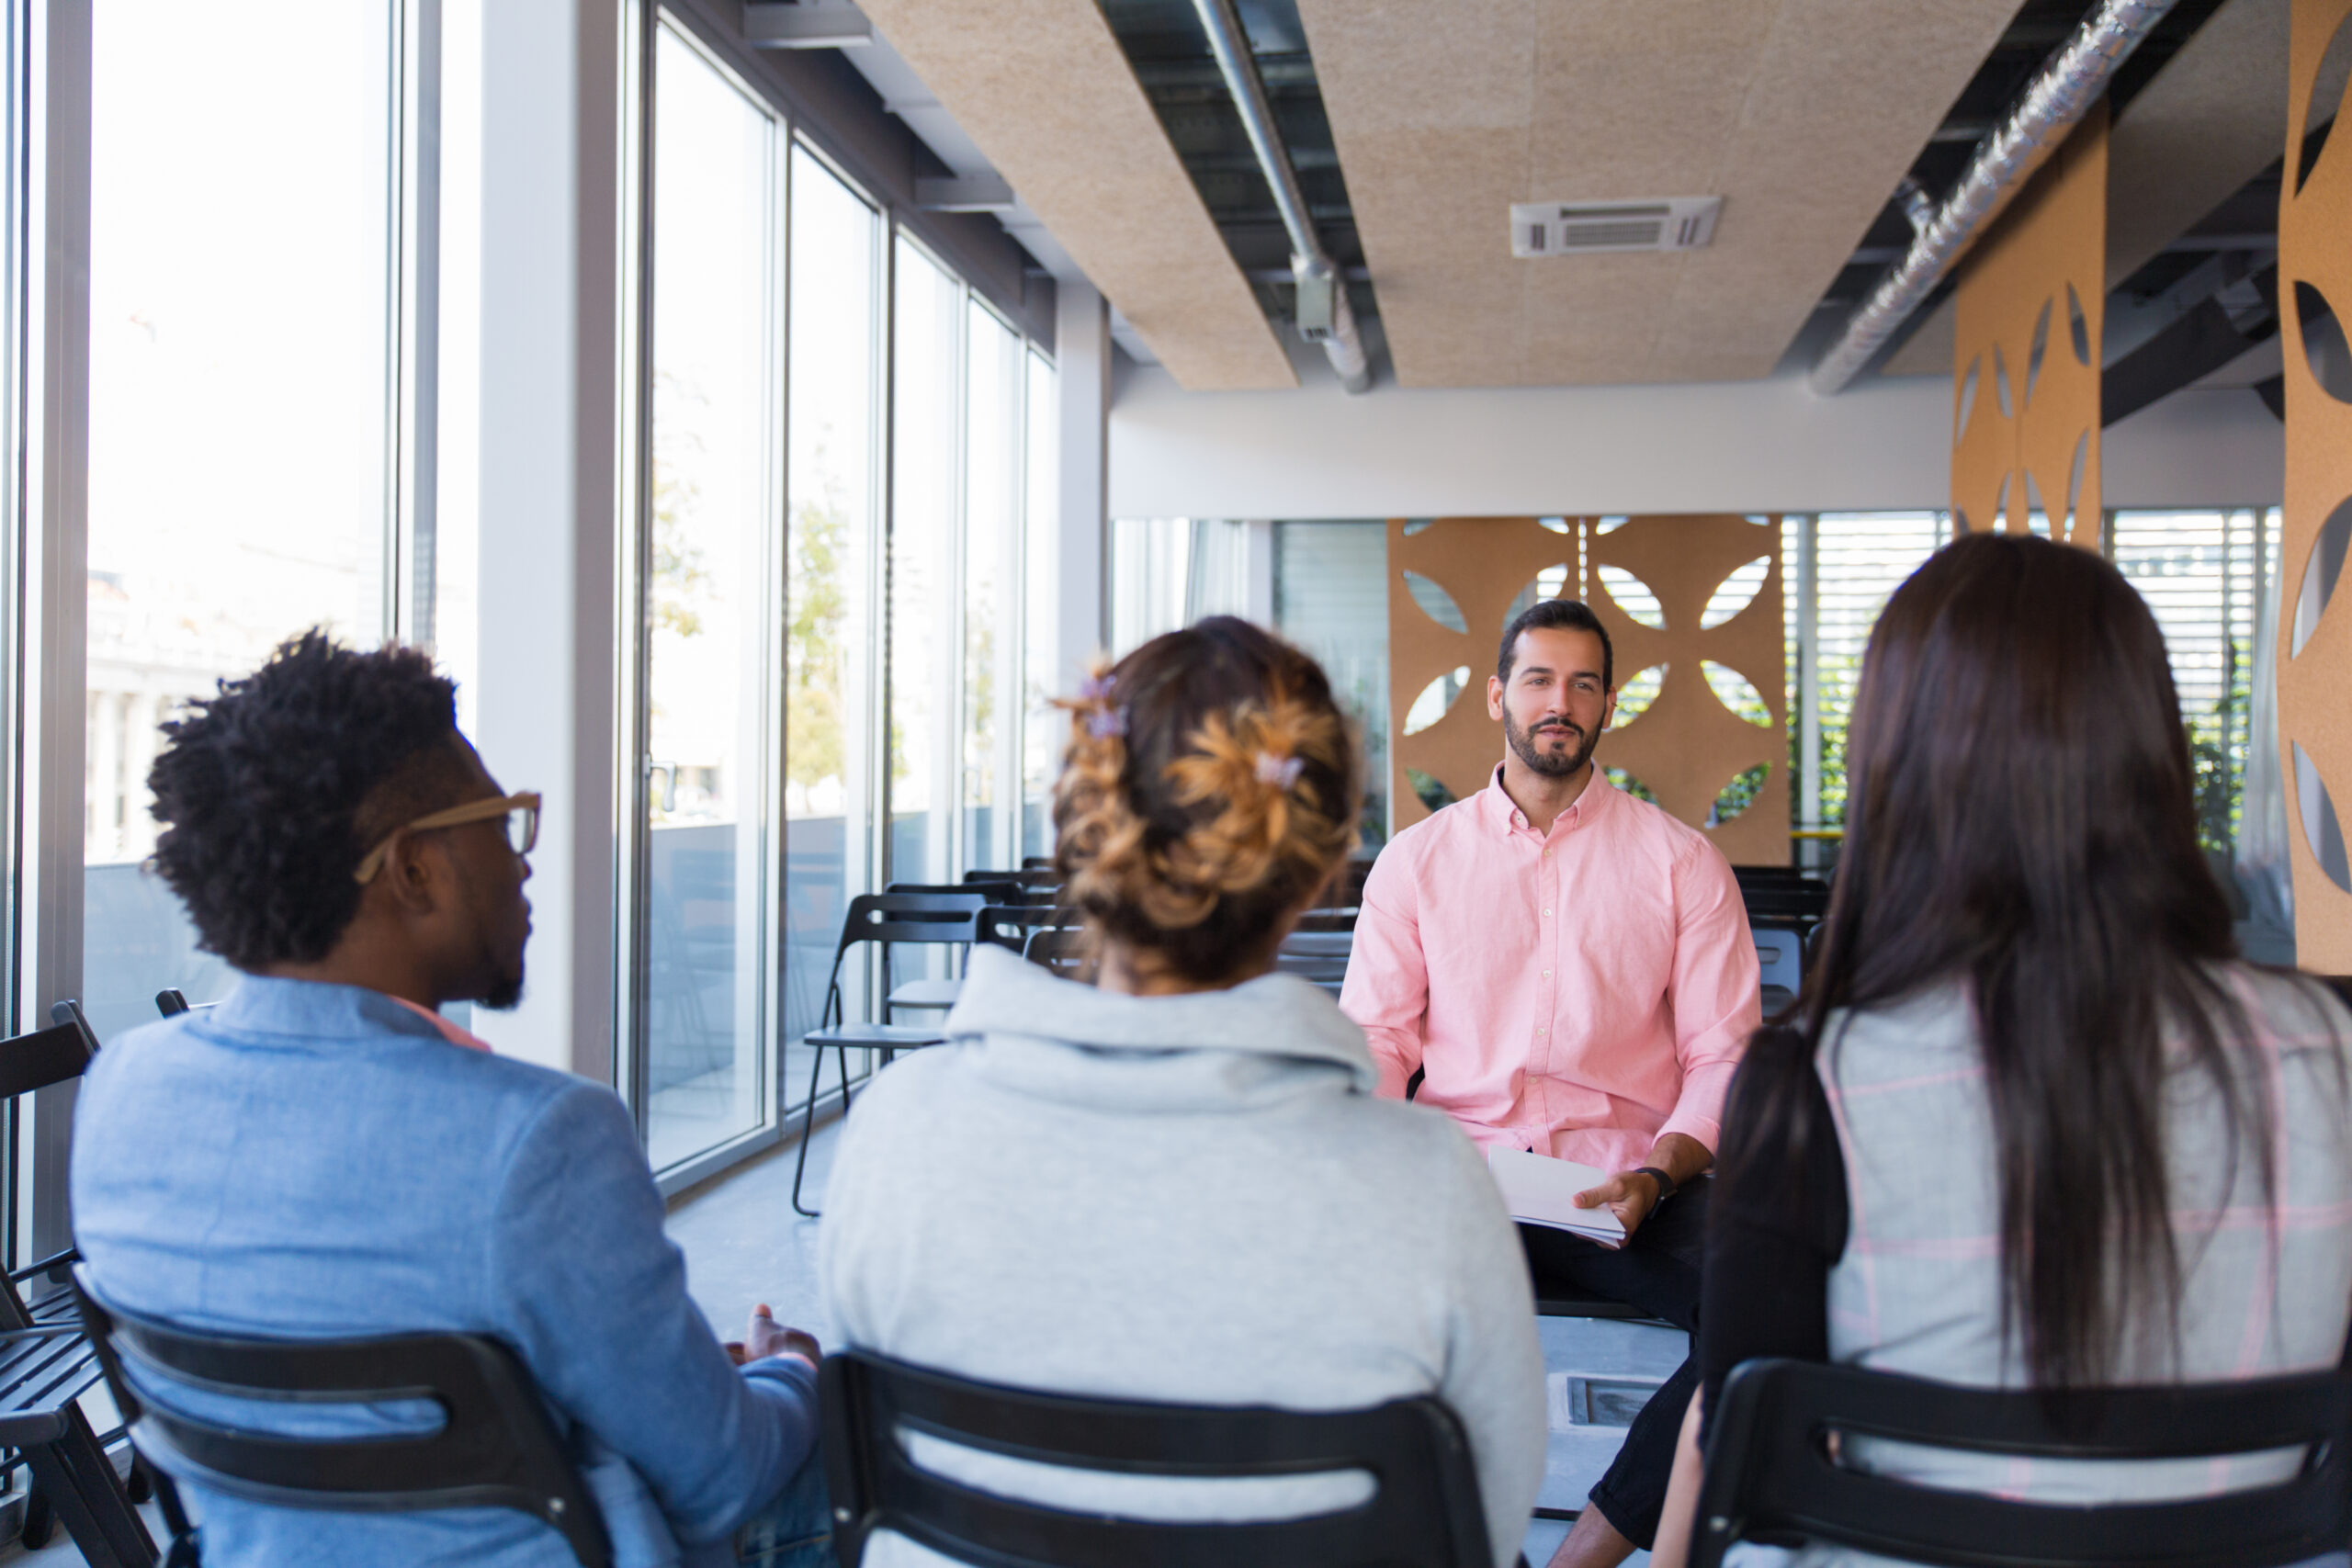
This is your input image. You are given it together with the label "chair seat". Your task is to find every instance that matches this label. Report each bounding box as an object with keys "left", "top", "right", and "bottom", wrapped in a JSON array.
[
  {"left": 1535, "top": 1287, "right": 1662, "bottom": 1323},
  {"left": 885, "top": 978, "right": 963, "bottom": 1010},
  {"left": 0, "top": 1326, "right": 108, "bottom": 1446},
  {"left": 805, "top": 1024, "right": 949, "bottom": 1050}
]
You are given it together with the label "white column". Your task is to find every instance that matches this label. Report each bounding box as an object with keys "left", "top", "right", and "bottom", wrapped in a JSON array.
[
  {"left": 470, "top": 0, "right": 626, "bottom": 1083},
  {"left": 1052, "top": 280, "right": 1110, "bottom": 690}
]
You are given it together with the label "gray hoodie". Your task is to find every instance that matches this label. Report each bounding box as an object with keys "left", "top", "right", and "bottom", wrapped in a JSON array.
[{"left": 820, "top": 943, "right": 1545, "bottom": 1568}]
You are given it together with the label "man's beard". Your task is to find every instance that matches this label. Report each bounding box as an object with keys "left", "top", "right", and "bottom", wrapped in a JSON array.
[{"left": 1506, "top": 711, "right": 1599, "bottom": 779}]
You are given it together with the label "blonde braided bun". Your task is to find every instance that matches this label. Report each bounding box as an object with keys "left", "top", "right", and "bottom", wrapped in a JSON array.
[{"left": 1053, "top": 616, "right": 1361, "bottom": 983}]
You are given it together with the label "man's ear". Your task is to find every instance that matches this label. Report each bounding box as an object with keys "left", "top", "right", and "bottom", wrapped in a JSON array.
[
  {"left": 379, "top": 830, "right": 447, "bottom": 916},
  {"left": 1487, "top": 673, "right": 1506, "bottom": 720}
]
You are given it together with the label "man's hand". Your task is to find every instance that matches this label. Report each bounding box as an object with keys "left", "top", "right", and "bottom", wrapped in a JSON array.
[
  {"left": 1572, "top": 1132, "right": 1713, "bottom": 1244},
  {"left": 1573, "top": 1171, "right": 1661, "bottom": 1239},
  {"left": 726, "top": 1303, "right": 820, "bottom": 1367}
]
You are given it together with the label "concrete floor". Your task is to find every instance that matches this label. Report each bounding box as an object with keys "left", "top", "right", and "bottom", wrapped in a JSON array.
[{"left": 9, "top": 1107, "right": 1665, "bottom": 1566}]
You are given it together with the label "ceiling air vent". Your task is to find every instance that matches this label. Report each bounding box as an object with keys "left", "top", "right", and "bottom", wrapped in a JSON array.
[{"left": 1510, "top": 197, "right": 1722, "bottom": 258}]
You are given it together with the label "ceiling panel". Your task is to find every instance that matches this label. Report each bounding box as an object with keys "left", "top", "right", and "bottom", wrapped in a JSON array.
[
  {"left": 1295, "top": 0, "right": 2021, "bottom": 388},
  {"left": 858, "top": 0, "right": 1295, "bottom": 390}
]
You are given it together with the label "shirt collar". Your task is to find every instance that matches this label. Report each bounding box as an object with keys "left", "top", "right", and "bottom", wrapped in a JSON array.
[
  {"left": 208, "top": 974, "right": 487, "bottom": 1051},
  {"left": 1477, "top": 762, "right": 1613, "bottom": 839}
]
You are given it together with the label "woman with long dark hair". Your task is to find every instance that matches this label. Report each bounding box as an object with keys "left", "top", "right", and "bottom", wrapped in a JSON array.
[{"left": 1651, "top": 533, "right": 2352, "bottom": 1566}]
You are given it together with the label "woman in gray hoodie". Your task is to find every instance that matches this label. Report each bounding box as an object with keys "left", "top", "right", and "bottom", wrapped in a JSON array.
[{"left": 820, "top": 615, "right": 1546, "bottom": 1568}]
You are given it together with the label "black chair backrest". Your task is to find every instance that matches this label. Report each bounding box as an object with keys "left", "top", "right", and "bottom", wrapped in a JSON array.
[
  {"left": 1737, "top": 879, "right": 1830, "bottom": 924},
  {"left": 881, "top": 885, "right": 994, "bottom": 904},
  {"left": 1291, "top": 908, "right": 1359, "bottom": 933},
  {"left": 74, "top": 1271, "right": 611, "bottom": 1568},
  {"left": 1023, "top": 927, "right": 1087, "bottom": 980},
  {"left": 825, "top": 895, "right": 990, "bottom": 1026},
  {"left": 964, "top": 868, "right": 1061, "bottom": 892},
  {"left": 1691, "top": 1355, "right": 2352, "bottom": 1568},
  {"left": 977, "top": 904, "right": 1077, "bottom": 953},
  {"left": 821, "top": 1348, "right": 1493, "bottom": 1568},
  {"left": 0, "top": 1015, "right": 94, "bottom": 1102}
]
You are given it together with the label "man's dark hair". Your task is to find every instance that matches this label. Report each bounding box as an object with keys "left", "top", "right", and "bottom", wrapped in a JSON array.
[
  {"left": 149, "top": 630, "right": 468, "bottom": 968},
  {"left": 1498, "top": 598, "right": 1613, "bottom": 690}
]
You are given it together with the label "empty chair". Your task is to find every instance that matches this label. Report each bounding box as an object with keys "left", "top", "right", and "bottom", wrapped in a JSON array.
[
  {"left": 822, "top": 1348, "right": 1499, "bottom": 1568},
  {"left": 975, "top": 902, "right": 1074, "bottom": 955},
  {"left": 1750, "top": 923, "right": 1802, "bottom": 1011},
  {"left": 873, "top": 887, "right": 991, "bottom": 1017},
  {"left": 792, "top": 893, "right": 986, "bottom": 1217},
  {"left": 76, "top": 1270, "right": 609, "bottom": 1568}
]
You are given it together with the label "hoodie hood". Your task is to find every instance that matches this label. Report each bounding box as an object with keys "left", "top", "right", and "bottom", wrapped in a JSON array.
[{"left": 939, "top": 943, "right": 1379, "bottom": 1112}]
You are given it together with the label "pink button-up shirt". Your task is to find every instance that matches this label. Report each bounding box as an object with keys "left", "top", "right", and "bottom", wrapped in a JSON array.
[{"left": 1340, "top": 767, "right": 1760, "bottom": 1172}]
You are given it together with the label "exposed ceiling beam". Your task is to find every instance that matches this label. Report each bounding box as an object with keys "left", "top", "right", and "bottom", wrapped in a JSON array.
[
  {"left": 856, "top": 0, "right": 1295, "bottom": 390},
  {"left": 743, "top": 1, "right": 874, "bottom": 50}
]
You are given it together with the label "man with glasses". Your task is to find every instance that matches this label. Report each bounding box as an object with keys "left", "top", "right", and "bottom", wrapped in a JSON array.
[{"left": 70, "top": 632, "right": 831, "bottom": 1568}]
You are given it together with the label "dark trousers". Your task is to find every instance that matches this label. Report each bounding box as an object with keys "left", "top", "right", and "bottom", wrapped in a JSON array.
[{"left": 1516, "top": 1177, "right": 1708, "bottom": 1551}]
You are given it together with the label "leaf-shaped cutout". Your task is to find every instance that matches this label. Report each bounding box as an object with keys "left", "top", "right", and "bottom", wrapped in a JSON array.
[
  {"left": 1604, "top": 766, "right": 1656, "bottom": 805},
  {"left": 2297, "top": 281, "right": 2352, "bottom": 403},
  {"left": 1402, "top": 519, "right": 1435, "bottom": 536},
  {"left": 2024, "top": 472, "right": 2050, "bottom": 537},
  {"left": 1537, "top": 516, "right": 1571, "bottom": 534},
  {"left": 1700, "top": 556, "right": 1769, "bottom": 630},
  {"left": 1403, "top": 665, "right": 1471, "bottom": 736},
  {"left": 1403, "top": 570, "right": 1467, "bottom": 633},
  {"left": 1499, "top": 565, "right": 1575, "bottom": 634},
  {"left": 1596, "top": 564, "right": 1665, "bottom": 629},
  {"left": 1405, "top": 768, "right": 1457, "bottom": 815},
  {"left": 1994, "top": 472, "right": 2012, "bottom": 532},
  {"left": 2064, "top": 429, "right": 2088, "bottom": 538},
  {"left": 1953, "top": 506, "right": 1973, "bottom": 535},
  {"left": 2292, "top": 495, "right": 2352, "bottom": 658},
  {"left": 2067, "top": 283, "right": 2090, "bottom": 366},
  {"left": 2025, "top": 297, "right": 2052, "bottom": 408},
  {"left": 1595, "top": 515, "right": 1630, "bottom": 535},
  {"left": 1955, "top": 355, "right": 1981, "bottom": 446},
  {"left": 1994, "top": 344, "right": 2013, "bottom": 419},
  {"left": 1708, "top": 763, "right": 1770, "bottom": 827},
  {"left": 2292, "top": 742, "right": 2352, "bottom": 893},
  {"left": 1702, "top": 661, "right": 1772, "bottom": 727},
  {"left": 1612, "top": 663, "right": 1666, "bottom": 726},
  {"left": 2299, "top": 6, "right": 2352, "bottom": 194}
]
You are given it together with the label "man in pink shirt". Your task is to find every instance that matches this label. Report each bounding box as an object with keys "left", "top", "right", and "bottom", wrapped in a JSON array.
[{"left": 1341, "top": 597, "right": 1760, "bottom": 1568}]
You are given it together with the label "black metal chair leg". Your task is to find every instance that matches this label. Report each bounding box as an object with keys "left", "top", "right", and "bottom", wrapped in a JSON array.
[
  {"left": 790, "top": 1041, "right": 857, "bottom": 1218},
  {"left": 20, "top": 1476, "right": 51, "bottom": 1548},
  {"left": 20, "top": 1419, "right": 156, "bottom": 1568}
]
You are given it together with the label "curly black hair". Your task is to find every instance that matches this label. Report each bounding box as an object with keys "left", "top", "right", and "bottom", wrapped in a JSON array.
[{"left": 148, "top": 629, "right": 467, "bottom": 968}]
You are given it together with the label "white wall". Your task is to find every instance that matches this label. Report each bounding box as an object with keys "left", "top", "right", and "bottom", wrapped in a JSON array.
[{"left": 1109, "top": 350, "right": 2283, "bottom": 519}]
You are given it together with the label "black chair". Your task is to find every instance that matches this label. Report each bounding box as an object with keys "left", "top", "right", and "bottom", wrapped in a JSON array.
[
  {"left": 1023, "top": 927, "right": 1087, "bottom": 981},
  {"left": 74, "top": 1271, "right": 610, "bottom": 1568},
  {"left": 1690, "top": 1354, "right": 2352, "bottom": 1568},
  {"left": 820, "top": 1348, "right": 1498, "bottom": 1568},
  {"left": 0, "top": 1003, "right": 158, "bottom": 1563},
  {"left": 976, "top": 904, "right": 1076, "bottom": 955},
  {"left": 792, "top": 895, "right": 988, "bottom": 1218},
  {"left": 1736, "top": 876, "right": 1830, "bottom": 927},
  {"left": 873, "top": 888, "right": 992, "bottom": 1019}
]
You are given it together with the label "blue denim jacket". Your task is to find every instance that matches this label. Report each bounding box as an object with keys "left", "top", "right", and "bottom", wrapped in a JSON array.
[{"left": 69, "top": 976, "right": 818, "bottom": 1568}]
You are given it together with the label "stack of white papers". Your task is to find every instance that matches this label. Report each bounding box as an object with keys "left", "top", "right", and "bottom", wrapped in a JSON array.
[{"left": 1487, "top": 1146, "right": 1627, "bottom": 1249}]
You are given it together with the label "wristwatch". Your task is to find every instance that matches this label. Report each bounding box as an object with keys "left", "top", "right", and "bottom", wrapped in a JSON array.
[{"left": 1631, "top": 1166, "right": 1678, "bottom": 1204}]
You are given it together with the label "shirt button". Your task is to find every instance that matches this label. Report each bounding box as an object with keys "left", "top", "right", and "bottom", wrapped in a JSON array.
[
  {"left": 1536, "top": 1027, "right": 1547, "bottom": 1035},
  {"left": 1543, "top": 908, "right": 1553, "bottom": 917},
  {"left": 1542, "top": 969, "right": 1552, "bottom": 977}
]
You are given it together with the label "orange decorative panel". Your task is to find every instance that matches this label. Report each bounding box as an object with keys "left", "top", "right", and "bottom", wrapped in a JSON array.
[
  {"left": 1387, "top": 516, "right": 1789, "bottom": 865},
  {"left": 2279, "top": 0, "right": 2352, "bottom": 969},
  {"left": 1951, "top": 101, "right": 2108, "bottom": 550}
]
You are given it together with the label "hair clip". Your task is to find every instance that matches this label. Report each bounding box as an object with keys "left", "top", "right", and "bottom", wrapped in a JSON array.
[
  {"left": 1088, "top": 705, "right": 1129, "bottom": 739},
  {"left": 1078, "top": 672, "right": 1116, "bottom": 704},
  {"left": 1255, "top": 750, "right": 1305, "bottom": 789}
]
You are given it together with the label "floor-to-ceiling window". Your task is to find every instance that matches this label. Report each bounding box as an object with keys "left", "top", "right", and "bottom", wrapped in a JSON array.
[
  {"left": 782, "top": 142, "right": 881, "bottom": 1105},
  {"left": 639, "top": 22, "right": 784, "bottom": 1174},
  {"left": 888, "top": 240, "right": 963, "bottom": 886},
  {"left": 84, "top": 2, "right": 401, "bottom": 1044},
  {"left": 961, "top": 301, "right": 1023, "bottom": 873},
  {"left": 1020, "top": 348, "right": 1058, "bottom": 860}
]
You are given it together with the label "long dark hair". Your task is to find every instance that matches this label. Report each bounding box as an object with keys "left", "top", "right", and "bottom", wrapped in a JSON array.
[{"left": 1728, "top": 533, "right": 2263, "bottom": 1389}]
